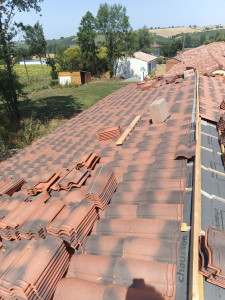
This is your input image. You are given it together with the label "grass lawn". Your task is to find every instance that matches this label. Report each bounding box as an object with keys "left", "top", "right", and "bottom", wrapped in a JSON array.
[
  {"left": 0, "top": 79, "right": 132, "bottom": 159},
  {"left": 19, "top": 80, "right": 131, "bottom": 121}
]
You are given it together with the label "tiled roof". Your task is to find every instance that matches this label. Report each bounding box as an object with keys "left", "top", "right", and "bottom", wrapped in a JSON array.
[
  {"left": 133, "top": 51, "right": 157, "bottom": 62},
  {"left": 5, "top": 71, "right": 225, "bottom": 299},
  {"left": 165, "top": 42, "right": 225, "bottom": 78},
  {"left": 0, "top": 77, "right": 195, "bottom": 299}
]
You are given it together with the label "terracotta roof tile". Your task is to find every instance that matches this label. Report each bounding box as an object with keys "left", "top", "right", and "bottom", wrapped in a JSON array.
[
  {"left": 165, "top": 42, "right": 225, "bottom": 78},
  {"left": 199, "top": 227, "right": 225, "bottom": 288}
]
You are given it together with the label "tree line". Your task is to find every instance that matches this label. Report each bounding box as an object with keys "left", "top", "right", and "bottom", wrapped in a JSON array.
[{"left": 47, "top": 4, "right": 155, "bottom": 78}]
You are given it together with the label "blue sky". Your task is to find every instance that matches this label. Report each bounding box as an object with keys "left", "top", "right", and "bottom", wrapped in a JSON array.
[{"left": 14, "top": 0, "right": 225, "bottom": 40}]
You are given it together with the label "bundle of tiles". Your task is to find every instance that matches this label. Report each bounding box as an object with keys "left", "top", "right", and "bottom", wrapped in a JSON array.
[
  {"left": 47, "top": 198, "right": 98, "bottom": 249},
  {"left": 199, "top": 226, "right": 225, "bottom": 288},
  {"left": 217, "top": 115, "right": 225, "bottom": 132},
  {"left": 0, "top": 176, "right": 25, "bottom": 196},
  {"left": 219, "top": 130, "right": 225, "bottom": 146},
  {"left": 220, "top": 99, "right": 225, "bottom": 110},
  {"left": 97, "top": 126, "right": 122, "bottom": 141},
  {"left": 75, "top": 151, "right": 100, "bottom": 170},
  {"left": 19, "top": 199, "right": 65, "bottom": 240},
  {"left": 27, "top": 172, "right": 60, "bottom": 195},
  {"left": 85, "top": 166, "right": 117, "bottom": 210},
  {"left": 0, "top": 236, "right": 69, "bottom": 299},
  {"left": 54, "top": 167, "right": 90, "bottom": 191},
  {"left": 0, "top": 196, "right": 64, "bottom": 241},
  {"left": 0, "top": 193, "right": 27, "bottom": 221}
]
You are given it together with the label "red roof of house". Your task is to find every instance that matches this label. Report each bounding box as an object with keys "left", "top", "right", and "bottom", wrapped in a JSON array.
[
  {"left": 165, "top": 42, "right": 225, "bottom": 78},
  {"left": 133, "top": 51, "right": 157, "bottom": 62},
  {"left": 151, "top": 43, "right": 161, "bottom": 48}
]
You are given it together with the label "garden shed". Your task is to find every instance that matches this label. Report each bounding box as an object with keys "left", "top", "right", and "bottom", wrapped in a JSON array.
[{"left": 58, "top": 71, "right": 91, "bottom": 86}]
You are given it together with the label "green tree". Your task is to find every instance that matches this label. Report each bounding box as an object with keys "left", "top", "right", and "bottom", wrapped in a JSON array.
[
  {"left": 77, "top": 11, "right": 96, "bottom": 73},
  {"left": 0, "top": 0, "right": 43, "bottom": 121},
  {"left": 161, "top": 39, "right": 182, "bottom": 58},
  {"left": 56, "top": 44, "right": 68, "bottom": 58},
  {"left": 184, "top": 34, "right": 192, "bottom": 48},
  {"left": 15, "top": 48, "right": 31, "bottom": 83},
  {"left": 47, "top": 43, "right": 57, "bottom": 54},
  {"left": 96, "top": 3, "right": 132, "bottom": 76},
  {"left": 204, "top": 40, "right": 211, "bottom": 45},
  {"left": 46, "top": 57, "right": 58, "bottom": 79},
  {"left": 95, "top": 46, "right": 108, "bottom": 74},
  {"left": 217, "top": 35, "right": 225, "bottom": 42},
  {"left": 136, "top": 26, "right": 155, "bottom": 53},
  {"left": 200, "top": 33, "right": 206, "bottom": 45},
  {"left": 63, "top": 46, "right": 82, "bottom": 71},
  {"left": 23, "top": 21, "right": 47, "bottom": 77}
]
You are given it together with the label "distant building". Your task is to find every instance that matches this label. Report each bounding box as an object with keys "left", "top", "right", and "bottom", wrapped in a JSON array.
[
  {"left": 19, "top": 60, "right": 46, "bottom": 65},
  {"left": 114, "top": 51, "right": 157, "bottom": 80},
  {"left": 151, "top": 44, "right": 161, "bottom": 57}
]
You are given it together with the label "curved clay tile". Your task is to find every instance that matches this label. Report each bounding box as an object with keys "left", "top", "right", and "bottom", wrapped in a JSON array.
[{"left": 174, "top": 141, "right": 196, "bottom": 160}]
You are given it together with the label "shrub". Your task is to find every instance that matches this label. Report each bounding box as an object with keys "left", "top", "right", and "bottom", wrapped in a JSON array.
[
  {"left": 157, "top": 56, "right": 164, "bottom": 64},
  {"left": 50, "top": 79, "right": 58, "bottom": 87},
  {"left": 149, "top": 70, "right": 156, "bottom": 78}
]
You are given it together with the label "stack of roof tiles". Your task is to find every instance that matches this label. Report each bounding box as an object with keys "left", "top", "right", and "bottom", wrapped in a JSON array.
[
  {"left": 75, "top": 151, "right": 100, "bottom": 170},
  {"left": 0, "top": 196, "right": 65, "bottom": 241},
  {"left": 199, "top": 74, "right": 225, "bottom": 123},
  {"left": 199, "top": 227, "right": 225, "bottom": 288},
  {"left": 98, "top": 126, "right": 122, "bottom": 141},
  {"left": 217, "top": 115, "right": 225, "bottom": 132},
  {"left": 85, "top": 166, "right": 117, "bottom": 210},
  {"left": 0, "top": 236, "right": 69, "bottom": 299},
  {"left": 47, "top": 198, "right": 98, "bottom": 249},
  {"left": 0, "top": 177, "right": 25, "bottom": 196},
  {"left": 54, "top": 167, "right": 90, "bottom": 190}
]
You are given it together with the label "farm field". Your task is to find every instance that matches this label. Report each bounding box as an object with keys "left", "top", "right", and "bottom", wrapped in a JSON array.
[
  {"left": 150, "top": 25, "right": 225, "bottom": 38},
  {"left": 14, "top": 64, "right": 51, "bottom": 83}
]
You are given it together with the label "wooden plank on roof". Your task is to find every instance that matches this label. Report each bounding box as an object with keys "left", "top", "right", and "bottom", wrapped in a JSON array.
[
  {"left": 189, "top": 72, "right": 204, "bottom": 300},
  {"left": 116, "top": 115, "right": 141, "bottom": 146}
]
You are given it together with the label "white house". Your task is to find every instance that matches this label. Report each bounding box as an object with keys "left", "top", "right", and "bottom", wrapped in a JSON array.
[{"left": 114, "top": 51, "right": 157, "bottom": 80}]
